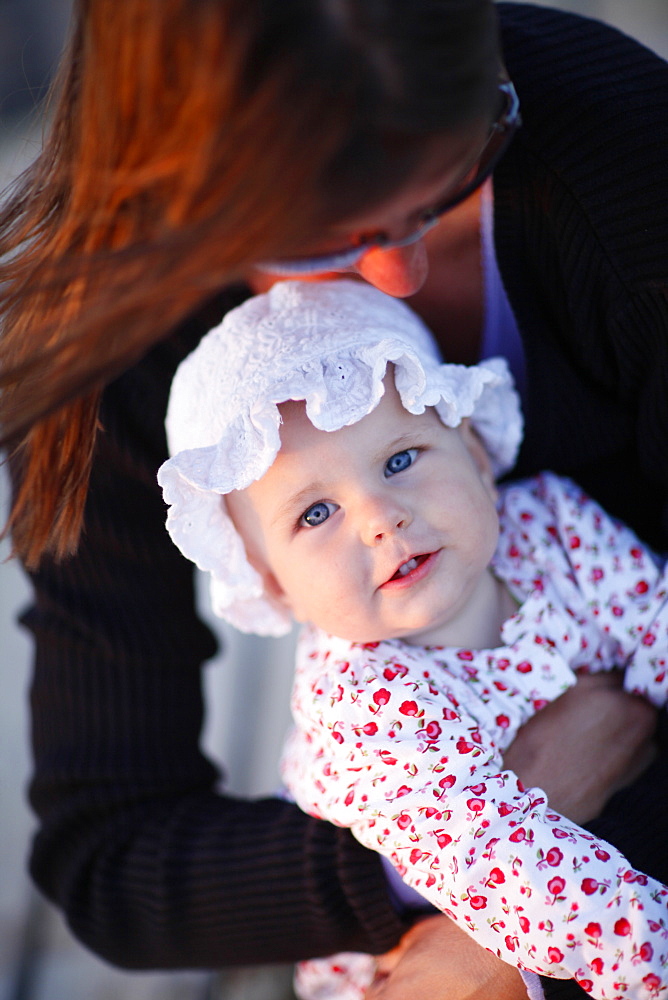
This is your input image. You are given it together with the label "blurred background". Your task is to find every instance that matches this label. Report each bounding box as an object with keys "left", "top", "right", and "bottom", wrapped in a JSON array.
[{"left": 1, "top": 2, "right": 667, "bottom": 998}]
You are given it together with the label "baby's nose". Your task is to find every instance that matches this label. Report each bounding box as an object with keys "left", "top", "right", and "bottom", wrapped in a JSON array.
[{"left": 360, "top": 496, "right": 412, "bottom": 545}]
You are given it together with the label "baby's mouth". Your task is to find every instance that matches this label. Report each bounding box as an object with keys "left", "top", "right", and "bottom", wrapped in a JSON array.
[{"left": 389, "top": 554, "right": 429, "bottom": 581}]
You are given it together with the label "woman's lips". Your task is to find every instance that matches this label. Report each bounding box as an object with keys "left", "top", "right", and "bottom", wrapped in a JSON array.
[{"left": 381, "top": 550, "right": 440, "bottom": 589}]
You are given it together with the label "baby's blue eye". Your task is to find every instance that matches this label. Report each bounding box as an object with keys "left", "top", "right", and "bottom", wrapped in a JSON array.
[
  {"left": 385, "top": 448, "right": 418, "bottom": 477},
  {"left": 300, "top": 501, "right": 338, "bottom": 528}
]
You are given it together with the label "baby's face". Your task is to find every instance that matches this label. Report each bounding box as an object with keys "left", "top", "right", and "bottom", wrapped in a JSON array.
[{"left": 226, "top": 378, "right": 500, "bottom": 646}]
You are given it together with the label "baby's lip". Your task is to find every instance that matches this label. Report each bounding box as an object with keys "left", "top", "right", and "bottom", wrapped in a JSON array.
[{"left": 381, "top": 551, "right": 433, "bottom": 587}]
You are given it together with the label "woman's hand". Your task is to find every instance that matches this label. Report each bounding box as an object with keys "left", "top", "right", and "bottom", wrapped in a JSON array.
[
  {"left": 367, "top": 915, "right": 527, "bottom": 1000},
  {"left": 503, "top": 670, "right": 657, "bottom": 824}
]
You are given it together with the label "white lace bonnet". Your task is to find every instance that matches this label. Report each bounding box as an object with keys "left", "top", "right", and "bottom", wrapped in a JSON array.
[{"left": 158, "top": 279, "right": 523, "bottom": 636}]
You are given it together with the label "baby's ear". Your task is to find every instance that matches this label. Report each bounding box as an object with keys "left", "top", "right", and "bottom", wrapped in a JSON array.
[{"left": 459, "top": 419, "right": 498, "bottom": 502}]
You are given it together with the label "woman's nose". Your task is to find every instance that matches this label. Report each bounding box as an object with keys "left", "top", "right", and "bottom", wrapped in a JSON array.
[
  {"left": 360, "top": 495, "right": 412, "bottom": 545},
  {"left": 354, "top": 239, "right": 429, "bottom": 297}
]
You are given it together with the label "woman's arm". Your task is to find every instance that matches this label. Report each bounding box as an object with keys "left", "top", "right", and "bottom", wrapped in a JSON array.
[
  {"left": 23, "top": 295, "right": 406, "bottom": 969},
  {"left": 503, "top": 671, "right": 657, "bottom": 825}
]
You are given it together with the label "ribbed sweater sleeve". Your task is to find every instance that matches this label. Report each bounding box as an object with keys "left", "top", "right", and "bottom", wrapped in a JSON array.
[
  {"left": 24, "top": 287, "right": 406, "bottom": 969},
  {"left": 495, "top": 4, "right": 668, "bottom": 550}
]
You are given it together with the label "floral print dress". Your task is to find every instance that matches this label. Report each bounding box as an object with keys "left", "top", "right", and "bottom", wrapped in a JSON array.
[{"left": 282, "top": 474, "right": 668, "bottom": 1000}]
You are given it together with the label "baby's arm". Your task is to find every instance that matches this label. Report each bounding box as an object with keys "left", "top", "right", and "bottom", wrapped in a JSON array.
[
  {"left": 283, "top": 630, "right": 668, "bottom": 1000},
  {"left": 513, "top": 474, "right": 668, "bottom": 708}
]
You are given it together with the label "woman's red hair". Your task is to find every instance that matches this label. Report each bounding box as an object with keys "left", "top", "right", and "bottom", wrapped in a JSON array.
[{"left": 0, "top": 0, "right": 499, "bottom": 566}]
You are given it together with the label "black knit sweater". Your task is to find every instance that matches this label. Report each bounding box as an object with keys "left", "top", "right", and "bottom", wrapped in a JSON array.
[{"left": 23, "top": 3, "right": 668, "bottom": 973}]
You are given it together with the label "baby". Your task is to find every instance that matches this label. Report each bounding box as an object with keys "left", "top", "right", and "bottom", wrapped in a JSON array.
[{"left": 158, "top": 280, "right": 668, "bottom": 1000}]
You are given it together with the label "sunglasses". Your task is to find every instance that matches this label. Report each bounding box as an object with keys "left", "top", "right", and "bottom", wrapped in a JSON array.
[{"left": 258, "top": 80, "right": 520, "bottom": 277}]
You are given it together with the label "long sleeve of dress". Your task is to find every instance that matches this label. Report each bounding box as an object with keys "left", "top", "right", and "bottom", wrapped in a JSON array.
[
  {"left": 284, "top": 625, "right": 668, "bottom": 999},
  {"left": 22, "top": 290, "right": 406, "bottom": 970},
  {"left": 493, "top": 474, "right": 668, "bottom": 710}
]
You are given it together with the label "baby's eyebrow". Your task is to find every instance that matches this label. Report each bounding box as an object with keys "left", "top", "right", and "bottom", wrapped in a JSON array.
[
  {"left": 373, "top": 433, "right": 419, "bottom": 463},
  {"left": 271, "top": 482, "right": 326, "bottom": 528}
]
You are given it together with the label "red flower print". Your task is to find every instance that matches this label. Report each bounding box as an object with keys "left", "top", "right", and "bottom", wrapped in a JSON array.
[
  {"left": 457, "top": 650, "right": 475, "bottom": 661},
  {"left": 545, "top": 847, "right": 563, "bottom": 867},
  {"left": 630, "top": 547, "right": 643, "bottom": 560},
  {"left": 409, "top": 849, "right": 423, "bottom": 864},
  {"left": 585, "top": 922, "right": 602, "bottom": 940},
  {"left": 399, "top": 700, "right": 419, "bottom": 716},
  {"left": 505, "top": 934, "right": 518, "bottom": 952},
  {"left": 436, "top": 831, "right": 452, "bottom": 848},
  {"left": 590, "top": 958, "right": 604, "bottom": 976},
  {"left": 439, "top": 775, "right": 457, "bottom": 790},
  {"left": 344, "top": 790, "right": 354, "bottom": 806},
  {"left": 396, "top": 813, "right": 411, "bottom": 830},
  {"left": 421, "top": 720, "right": 442, "bottom": 739},
  {"left": 643, "top": 974, "right": 662, "bottom": 992},
  {"left": 383, "top": 663, "right": 408, "bottom": 681},
  {"left": 614, "top": 918, "right": 632, "bottom": 937},
  {"left": 635, "top": 580, "right": 649, "bottom": 594},
  {"left": 590, "top": 567, "right": 604, "bottom": 582},
  {"left": 469, "top": 894, "right": 488, "bottom": 910},
  {"left": 496, "top": 714, "right": 510, "bottom": 729},
  {"left": 581, "top": 878, "right": 601, "bottom": 896},
  {"left": 468, "top": 783, "right": 487, "bottom": 795},
  {"left": 466, "top": 798, "right": 485, "bottom": 815},
  {"left": 456, "top": 737, "right": 476, "bottom": 754},
  {"left": 569, "top": 535, "right": 581, "bottom": 549},
  {"left": 498, "top": 802, "right": 515, "bottom": 817},
  {"left": 509, "top": 827, "right": 527, "bottom": 842},
  {"left": 547, "top": 876, "right": 566, "bottom": 897},
  {"left": 362, "top": 722, "right": 378, "bottom": 735},
  {"left": 487, "top": 867, "right": 505, "bottom": 886},
  {"left": 519, "top": 915, "right": 530, "bottom": 933},
  {"left": 516, "top": 661, "right": 532, "bottom": 673},
  {"left": 443, "top": 707, "right": 460, "bottom": 721},
  {"left": 637, "top": 942, "right": 654, "bottom": 962},
  {"left": 576, "top": 981, "right": 593, "bottom": 994},
  {"left": 373, "top": 688, "right": 391, "bottom": 706},
  {"left": 548, "top": 947, "right": 564, "bottom": 963},
  {"left": 331, "top": 731, "right": 344, "bottom": 744},
  {"left": 396, "top": 785, "right": 412, "bottom": 798},
  {"left": 642, "top": 632, "right": 657, "bottom": 646},
  {"left": 622, "top": 870, "right": 648, "bottom": 885},
  {"left": 594, "top": 847, "right": 611, "bottom": 862}
]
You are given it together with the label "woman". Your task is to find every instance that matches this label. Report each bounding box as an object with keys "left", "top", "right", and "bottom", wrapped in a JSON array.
[{"left": 1, "top": 2, "right": 665, "bottom": 998}]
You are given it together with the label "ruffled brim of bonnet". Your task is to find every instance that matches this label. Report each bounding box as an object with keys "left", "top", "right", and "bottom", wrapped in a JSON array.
[{"left": 158, "top": 280, "right": 523, "bottom": 637}]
